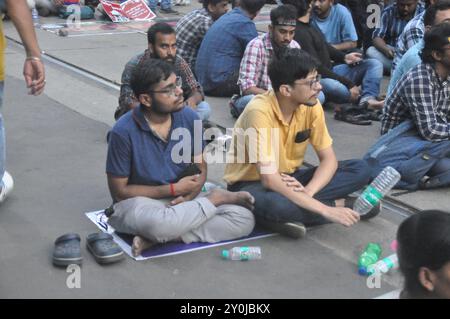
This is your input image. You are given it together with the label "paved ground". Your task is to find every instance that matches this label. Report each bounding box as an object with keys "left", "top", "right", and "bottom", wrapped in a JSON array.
[{"left": 1, "top": 2, "right": 448, "bottom": 299}]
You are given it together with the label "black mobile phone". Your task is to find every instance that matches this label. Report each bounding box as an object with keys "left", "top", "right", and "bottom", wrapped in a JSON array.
[{"left": 175, "top": 164, "right": 202, "bottom": 182}]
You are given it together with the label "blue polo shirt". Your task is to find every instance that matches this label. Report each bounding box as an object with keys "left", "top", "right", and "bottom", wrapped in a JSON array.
[
  {"left": 311, "top": 4, "right": 358, "bottom": 46},
  {"left": 106, "top": 105, "right": 204, "bottom": 186},
  {"left": 195, "top": 8, "right": 258, "bottom": 92}
]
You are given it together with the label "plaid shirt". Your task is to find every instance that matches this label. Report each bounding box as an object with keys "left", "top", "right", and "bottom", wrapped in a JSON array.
[
  {"left": 118, "top": 50, "right": 203, "bottom": 117},
  {"left": 373, "top": 2, "right": 425, "bottom": 46},
  {"left": 381, "top": 63, "right": 450, "bottom": 141},
  {"left": 238, "top": 33, "right": 300, "bottom": 93},
  {"left": 175, "top": 8, "right": 213, "bottom": 70},
  {"left": 393, "top": 11, "right": 425, "bottom": 71}
]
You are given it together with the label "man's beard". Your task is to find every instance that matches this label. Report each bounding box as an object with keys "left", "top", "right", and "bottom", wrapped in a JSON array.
[
  {"left": 150, "top": 52, "right": 175, "bottom": 64},
  {"left": 271, "top": 37, "right": 290, "bottom": 58}
]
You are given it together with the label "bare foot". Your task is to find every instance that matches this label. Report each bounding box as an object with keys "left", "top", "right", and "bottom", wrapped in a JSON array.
[
  {"left": 131, "top": 236, "right": 154, "bottom": 257},
  {"left": 366, "top": 99, "right": 384, "bottom": 110},
  {"left": 207, "top": 189, "right": 255, "bottom": 211}
]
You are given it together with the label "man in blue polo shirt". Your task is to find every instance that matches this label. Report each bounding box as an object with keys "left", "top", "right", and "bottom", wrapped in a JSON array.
[
  {"left": 106, "top": 58, "right": 255, "bottom": 257},
  {"left": 311, "top": 0, "right": 359, "bottom": 52},
  {"left": 195, "top": 0, "right": 266, "bottom": 97}
]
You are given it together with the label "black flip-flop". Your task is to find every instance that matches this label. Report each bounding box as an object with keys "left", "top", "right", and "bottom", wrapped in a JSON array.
[
  {"left": 86, "top": 233, "right": 124, "bottom": 265},
  {"left": 334, "top": 111, "right": 372, "bottom": 126},
  {"left": 52, "top": 233, "right": 83, "bottom": 267}
]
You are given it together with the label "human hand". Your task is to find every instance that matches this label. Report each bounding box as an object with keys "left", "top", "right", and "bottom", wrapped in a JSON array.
[
  {"left": 345, "top": 52, "right": 363, "bottom": 65},
  {"left": 322, "top": 206, "right": 360, "bottom": 227},
  {"left": 23, "top": 57, "right": 45, "bottom": 96},
  {"left": 349, "top": 86, "right": 361, "bottom": 103},
  {"left": 174, "top": 174, "right": 203, "bottom": 196},
  {"left": 384, "top": 48, "right": 395, "bottom": 59}
]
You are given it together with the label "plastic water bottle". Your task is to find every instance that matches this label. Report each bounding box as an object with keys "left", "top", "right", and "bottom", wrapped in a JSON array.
[
  {"left": 31, "top": 8, "right": 40, "bottom": 27},
  {"left": 222, "top": 247, "right": 261, "bottom": 261},
  {"left": 366, "top": 253, "right": 399, "bottom": 276},
  {"left": 358, "top": 243, "right": 382, "bottom": 275},
  {"left": 354, "top": 166, "right": 401, "bottom": 215}
]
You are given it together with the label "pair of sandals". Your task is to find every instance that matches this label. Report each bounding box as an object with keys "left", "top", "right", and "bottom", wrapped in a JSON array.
[
  {"left": 52, "top": 232, "right": 124, "bottom": 267},
  {"left": 334, "top": 105, "right": 382, "bottom": 126}
]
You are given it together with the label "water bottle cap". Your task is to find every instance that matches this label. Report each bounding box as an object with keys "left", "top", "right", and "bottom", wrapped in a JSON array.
[
  {"left": 358, "top": 267, "right": 368, "bottom": 276},
  {"left": 222, "top": 250, "right": 229, "bottom": 259}
]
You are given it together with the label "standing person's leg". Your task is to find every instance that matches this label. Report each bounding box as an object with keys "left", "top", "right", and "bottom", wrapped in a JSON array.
[
  {"left": 147, "top": 0, "right": 158, "bottom": 11},
  {"left": 0, "top": 81, "right": 13, "bottom": 203}
]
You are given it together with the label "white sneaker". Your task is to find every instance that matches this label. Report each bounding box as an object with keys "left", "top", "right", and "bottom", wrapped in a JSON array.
[{"left": 0, "top": 171, "right": 14, "bottom": 203}]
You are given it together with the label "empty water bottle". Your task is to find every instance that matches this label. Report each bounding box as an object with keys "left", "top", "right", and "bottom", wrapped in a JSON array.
[
  {"left": 31, "top": 8, "right": 40, "bottom": 26},
  {"left": 354, "top": 166, "right": 401, "bottom": 215},
  {"left": 358, "top": 243, "right": 382, "bottom": 275},
  {"left": 222, "top": 246, "right": 261, "bottom": 261},
  {"left": 366, "top": 253, "right": 399, "bottom": 276}
]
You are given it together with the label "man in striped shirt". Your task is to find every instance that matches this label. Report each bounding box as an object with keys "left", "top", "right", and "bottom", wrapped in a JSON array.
[
  {"left": 175, "top": 0, "right": 229, "bottom": 71},
  {"left": 367, "top": 0, "right": 425, "bottom": 74},
  {"left": 230, "top": 4, "right": 300, "bottom": 117},
  {"left": 381, "top": 23, "right": 450, "bottom": 141}
]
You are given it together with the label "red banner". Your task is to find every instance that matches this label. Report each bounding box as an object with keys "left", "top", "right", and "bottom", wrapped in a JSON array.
[{"left": 100, "top": 0, "right": 156, "bottom": 22}]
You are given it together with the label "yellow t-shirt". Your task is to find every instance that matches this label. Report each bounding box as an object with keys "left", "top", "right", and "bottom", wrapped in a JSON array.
[
  {"left": 223, "top": 90, "right": 333, "bottom": 185},
  {"left": 0, "top": 19, "right": 5, "bottom": 81}
]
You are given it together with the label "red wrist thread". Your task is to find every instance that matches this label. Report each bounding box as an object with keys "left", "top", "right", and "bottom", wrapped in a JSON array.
[{"left": 170, "top": 183, "right": 176, "bottom": 196}]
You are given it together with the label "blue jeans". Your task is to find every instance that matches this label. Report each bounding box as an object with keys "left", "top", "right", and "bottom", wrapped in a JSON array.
[
  {"left": 228, "top": 160, "right": 371, "bottom": 226},
  {"left": 320, "top": 59, "right": 383, "bottom": 105},
  {"left": 0, "top": 81, "right": 4, "bottom": 182},
  {"left": 195, "top": 101, "right": 211, "bottom": 121},
  {"left": 147, "top": 0, "right": 171, "bottom": 10},
  {"left": 366, "top": 45, "right": 393, "bottom": 74}
]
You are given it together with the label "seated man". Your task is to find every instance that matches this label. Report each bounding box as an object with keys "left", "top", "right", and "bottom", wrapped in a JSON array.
[
  {"left": 381, "top": 23, "right": 450, "bottom": 140},
  {"left": 387, "top": 2, "right": 450, "bottom": 96},
  {"left": 116, "top": 23, "right": 210, "bottom": 121},
  {"left": 106, "top": 58, "right": 255, "bottom": 257},
  {"left": 175, "top": 0, "right": 229, "bottom": 71},
  {"left": 310, "top": 0, "right": 358, "bottom": 52},
  {"left": 195, "top": 0, "right": 266, "bottom": 97},
  {"left": 230, "top": 4, "right": 301, "bottom": 117},
  {"left": 292, "top": 0, "right": 384, "bottom": 122},
  {"left": 224, "top": 49, "right": 379, "bottom": 238},
  {"left": 392, "top": 0, "right": 440, "bottom": 71},
  {"left": 366, "top": 24, "right": 450, "bottom": 190},
  {"left": 367, "top": 0, "right": 425, "bottom": 73}
]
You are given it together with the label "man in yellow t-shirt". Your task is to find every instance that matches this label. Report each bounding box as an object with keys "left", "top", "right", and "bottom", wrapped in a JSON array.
[
  {"left": 0, "top": 0, "right": 46, "bottom": 204},
  {"left": 224, "top": 49, "right": 380, "bottom": 238}
]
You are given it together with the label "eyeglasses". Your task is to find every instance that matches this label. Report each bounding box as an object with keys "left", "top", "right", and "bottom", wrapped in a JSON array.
[
  {"left": 147, "top": 76, "right": 182, "bottom": 97},
  {"left": 292, "top": 74, "right": 322, "bottom": 90}
]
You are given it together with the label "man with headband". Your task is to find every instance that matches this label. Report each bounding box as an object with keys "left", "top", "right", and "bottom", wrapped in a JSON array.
[{"left": 229, "top": 4, "right": 302, "bottom": 117}]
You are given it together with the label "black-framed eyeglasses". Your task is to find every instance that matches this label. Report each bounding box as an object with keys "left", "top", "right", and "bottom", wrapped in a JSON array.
[
  {"left": 147, "top": 76, "right": 182, "bottom": 97},
  {"left": 292, "top": 74, "right": 322, "bottom": 89}
]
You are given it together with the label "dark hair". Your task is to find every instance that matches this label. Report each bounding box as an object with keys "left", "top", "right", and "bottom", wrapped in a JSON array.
[
  {"left": 281, "top": 0, "right": 311, "bottom": 18},
  {"left": 268, "top": 48, "right": 319, "bottom": 91},
  {"left": 147, "top": 23, "right": 176, "bottom": 45},
  {"left": 270, "top": 4, "right": 298, "bottom": 25},
  {"left": 397, "top": 210, "right": 450, "bottom": 296},
  {"left": 424, "top": 0, "right": 450, "bottom": 26},
  {"left": 420, "top": 22, "right": 450, "bottom": 63},
  {"left": 240, "top": 0, "right": 266, "bottom": 15},
  {"left": 130, "top": 58, "right": 175, "bottom": 97},
  {"left": 203, "top": 0, "right": 228, "bottom": 9}
]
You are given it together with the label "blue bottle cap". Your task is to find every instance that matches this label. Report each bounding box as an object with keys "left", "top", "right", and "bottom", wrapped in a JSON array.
[
  {"left": 358, "top": 267, "right": 368, "bottom": 276},
  {"left": 222, "top": 250, "right": 229, "bottom": 259}
]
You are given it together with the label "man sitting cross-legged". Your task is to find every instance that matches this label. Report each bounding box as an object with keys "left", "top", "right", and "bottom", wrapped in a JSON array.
[
  {"left": 224, "top": 49, "right": 380, "bottom": 238},
  {"left": 106, "top": 58, "right": 255, "bottom": 256}
]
